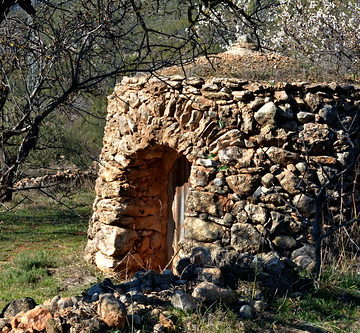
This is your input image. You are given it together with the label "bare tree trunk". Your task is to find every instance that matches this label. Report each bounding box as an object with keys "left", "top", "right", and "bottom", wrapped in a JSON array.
[
  {"left": 0, "top": 165, "right": 16, "bottom": 202},
  {"left": 0, "top": 123, "right": 40, "bottom": 202},
  {"left": 313, "top": 188, "right": 326, "bottom": 280}
]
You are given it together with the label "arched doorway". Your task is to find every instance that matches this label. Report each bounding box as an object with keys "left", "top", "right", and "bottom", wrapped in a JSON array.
[{"left": 89, "top": 145, "right": 192, "bottom": 274}]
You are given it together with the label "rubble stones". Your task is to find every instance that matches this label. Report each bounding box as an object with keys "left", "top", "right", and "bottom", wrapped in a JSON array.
[{"left": 0, "top": 261, "right": 306, "bottom": 333}]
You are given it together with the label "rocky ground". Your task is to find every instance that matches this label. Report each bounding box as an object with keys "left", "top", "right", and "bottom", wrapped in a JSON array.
[{"left": 0, "top": 248, "right": 314, "bottom": 333}]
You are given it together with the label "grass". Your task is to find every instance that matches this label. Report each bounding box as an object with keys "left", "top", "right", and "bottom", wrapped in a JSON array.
[
  {"left": 0, "top": 187, "right": 101, "bottom": 309},
  {"left": 0, "top": 187, "right": 359, "bottom": 333},
  {"left": 271, "top": 262, "right": 360, "bottom": 333},
  {"left": 172, "top": 306, "right": 246, "bottom": 333}
]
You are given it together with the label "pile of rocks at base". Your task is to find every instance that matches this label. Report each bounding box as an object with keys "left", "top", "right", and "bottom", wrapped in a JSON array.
[{"left": 0, "top": 250, "right": 309, "bottom": 333}]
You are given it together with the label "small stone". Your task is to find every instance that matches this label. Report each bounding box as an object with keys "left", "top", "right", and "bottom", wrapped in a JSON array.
[
  {"left": 252, "top": 300, "right": 265, "bottom": 312},
  {"left": 293, "top": 255, "right": 316, "bottom": 272},
  {"left": 231, "top": 223, "right": 265, "bottom": 253},
  {"left": 244, "top": 204, "right": 267, "bottom": 224},
  {"left": 11, "top": 306, "right": 52, "bottom": 332},
  {"left": 261, "top": 173, "right": 275, "bottom": 188},
  {"left": 265, "top": 146, "right": 299, "bottom": 165},
  {"left": 94, "top": 225, "right": 138, "bottom": 257},
  {"left": 297, "top": 112, "right": 315, "bottom": 123},
  {"left": 192, "top": 282, "right": 237, "bottom": 305},
  {"left": 151, "top": 308, "right": 162, "bottom": 316},
  {"left": 277, "top": 169, "right": 301, "bottom": 194},
  {"left": 98, "top": 295, "right": 127, "bottom": 329},
  {"left": 1, "top": 298, "right": 37, "bottom": 319},
  {"left": 57, "top": 297, "right": 74, "bottom": 310},
  {"left": 222, "top": 213, "right": 234, "bottom": 226},
  {"left": 197, "top": 158, "right": 218, "bottom": 168},
  {"left": 291, "top": 244, "right": 315, "bottom": 260},
  {"left": 273, "top": 235, "right": 297, "bottom": 249},
  {"left": 260, "top": 252, "right": 285, "bottom": 276},
  {"left": 191, "top": 247, "right": 212, "bottom": 266},
  {"left": 274, "top": 90, "right": 289, "bottom": 102},
  {"left": 213, "top": 178, "right": 226, "bottom": 186},
  {"left": 293, "top": 194, "right": 316, "bottom": 217},
  {"left": 295, "top": 162, "right": 307, "bottom": 173},
  {"left": 185, "top": 217, "right": 222, "bottom": 242},
  {"left": 196, "top": 267, "right": 222, "bottom": 285},
  {"left": 45, "top": 317, "right": 63, "bottom": 333},
  {"left": 239, "top": 304, "right": 255, "bottom": 319},
  {"left": 319, "top": 104, "right": 337, "bottom": 123},
  {"left": 254, "top": 102, "right": 280, "bottom": 126},
  {"left": 218, "top": 146, "right": 241, "bottom": 164},
  {"left": 170, "top": 291, "right": 198, "bottom": 312},
  {"left": 226, "top": 174, "right": 259, "bottom": 196}
]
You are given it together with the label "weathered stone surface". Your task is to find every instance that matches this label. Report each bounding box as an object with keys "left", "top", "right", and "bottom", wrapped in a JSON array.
[
  {"left": 265, "top": 147, "right": 299, "bottom": 165},
  {"left": 299, "top": 123, "right": 331, "bottom": 145},
  {"left": 297, "top": 111, "right": 315, "bottom": 123},
  {"left": 261, "top": 173, "right": 275, "bottom": 188},
  {"left": 277, "top": 169, "right": 301, "bottom": 194},
  {"left": 239, "top": 304, "right": 255, "bottom": 319},
  {"left": 1, "top": 298, "right": 36, "bottom": 319},
  {"left": 95, "top": 224, "right": 138, "bottom": 257},
  {"left": 186, "top": 191, "right": 218, "bottom": 215},
  {"left": 98, "top": 295, "right": 127, "bottom": 329},
  {"left": 319, "top": 104, "right": 337, "bottom": 123},
  {"left": 218, "top": 146, "right": 242, "bottom": 164},
  {"left": 11, "top": 306, "right": 52, "bottom": 332},
  {"left": 273, "top": 235, "right": 297, "bottom": 249},
  {"left": 170, "top": 292, "right": 198, "bottom": 312},
  {"left": 195, "top": 267, "right": 223, "bottom": 285},
  {"left": 254, "top": 102, "right": 280, "bottom": 126},
  {"left": 184, "top": 218, "right": 222, "bottom": 242},
  {"left": 226, "top": 174, "right": 259, "bottom": 195},
  {"left": 291, "top": 244, "right": 316, "bottom": 271},
  {"left": 293, "top": 194, "right": 316, "bottom": 217},
  {"left": 95, "top": 251, "right": 122, "bottom": 272},
  {"left": 192, "top": 282, "right": 237, "bottom": 304},
  {"left": 244, "top": 204, "right": 267, "bottom": 224},
  {"left": 231, "top": 223, "right": 265, "bottom": 253}
]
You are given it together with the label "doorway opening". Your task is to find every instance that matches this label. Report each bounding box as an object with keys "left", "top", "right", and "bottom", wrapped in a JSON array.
[
  {"left": 114, "top": 145, "right": 191, "bottom": 273},
  {"left": 167, "top": 155, "right": 191, "bottom": 264}
]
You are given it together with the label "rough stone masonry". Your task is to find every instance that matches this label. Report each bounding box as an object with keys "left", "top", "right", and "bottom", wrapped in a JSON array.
[{"left": 85, "top": 74, "right": 360, "bottom": 275}]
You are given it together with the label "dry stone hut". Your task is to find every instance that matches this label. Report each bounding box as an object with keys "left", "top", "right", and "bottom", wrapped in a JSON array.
[{"left": 85, "top": 50, "right": 360, "bottom": 277}]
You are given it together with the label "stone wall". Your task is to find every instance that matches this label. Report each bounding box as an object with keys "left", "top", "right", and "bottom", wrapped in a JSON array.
[{"left": 85, "top": 74, "right": 360, "bottom": 275}]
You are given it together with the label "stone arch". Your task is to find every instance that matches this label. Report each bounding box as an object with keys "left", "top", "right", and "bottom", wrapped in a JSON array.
[{"left": 86, "top": 141, "right": 193, "bottom": 274}]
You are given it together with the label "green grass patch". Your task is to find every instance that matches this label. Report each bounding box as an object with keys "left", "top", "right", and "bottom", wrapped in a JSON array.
[
  {"left": 273, "top": 271, "right": 360, "bottom": 333},
  {"left": 0, "top": 188, "right": 101, "bottom": 309}
]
